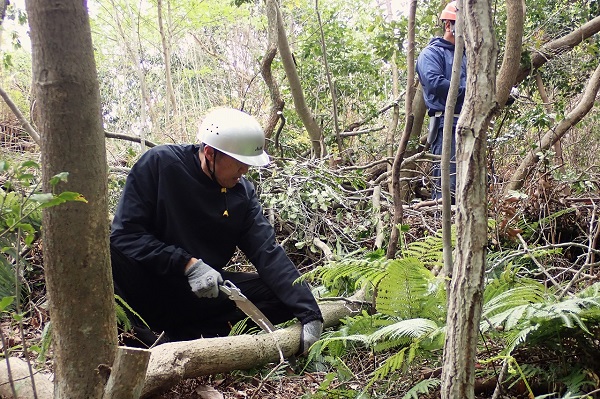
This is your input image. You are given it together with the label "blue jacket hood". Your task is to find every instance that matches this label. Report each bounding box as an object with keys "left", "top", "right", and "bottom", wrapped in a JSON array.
[{"left": 416, "top": 36, "right": 467, "bottom": 115}]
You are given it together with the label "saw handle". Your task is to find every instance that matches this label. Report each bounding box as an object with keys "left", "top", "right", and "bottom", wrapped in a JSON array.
[{"left": 219, "top": 279, "right": 247, "bottom": 300}]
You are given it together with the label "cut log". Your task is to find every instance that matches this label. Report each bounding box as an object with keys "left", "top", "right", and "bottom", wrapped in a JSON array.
[
  {"left": 0, "top": 358, "right": 53, "bottom": 399},
  {"left": 141, "top": 291, "right": 367, "bottom": 398},
  {"left": 103, "top": 346, "right": 151, "bottom": 399}
]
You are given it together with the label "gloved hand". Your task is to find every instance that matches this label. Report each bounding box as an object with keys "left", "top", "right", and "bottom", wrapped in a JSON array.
[
  {"left": 185, "top": 259, "right": 223, "bottom": 298},
  {"left": 299, "top": 319, "right": 323, "bottom": 355}
]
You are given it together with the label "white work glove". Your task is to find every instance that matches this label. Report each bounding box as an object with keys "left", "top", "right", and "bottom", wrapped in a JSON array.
[
  {"left": 185, "top": 259, "right": 223, "bottom": 298},
  {"left": 299, "top": 319, "right": 323, "bottom": 355}
]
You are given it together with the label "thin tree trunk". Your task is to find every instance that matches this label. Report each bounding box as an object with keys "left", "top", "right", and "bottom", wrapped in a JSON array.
[
  {"left": 157, "top": 0, "right": 178, "bottom": 117},
  {"left": 268, "top": 0, "right": 325, "bottom": 157},
  {"left": 383, "top": 0, "right": 400, "bottom": 194},
  {"left": 261, "top": 0, "right": 285, "bottom": 148},
  {"left": 141, "top": 291, "right": 365, "bottom": 397},
  {"left": 515, "top": 15, "right": 600, "bottom": 83},
  {"left": 386, "top": 0, "right": 416, "bottom": 259},
  {"left": 25, "top": 1, "right": 117, "bottom": 398},
  {"left": 315, "top": 0, "right": 343, "bottom": 153},
  {"left": 440, "top": 13, "right": 463, "bottom": 280},
  {"left": 495, "top": 0, "right": 524, "bottom": 104},
  {"left": 441, "top": 0, "right": 497, "bottom": 397},
  {"left": 109, "top": 0, "right": 154, "bottom": 150},
  {"left": 535, "top": 73, "right": 564, "bottom": 173},
  {"left": 506, "top": 63, "right": 600, "bottom": 192}
]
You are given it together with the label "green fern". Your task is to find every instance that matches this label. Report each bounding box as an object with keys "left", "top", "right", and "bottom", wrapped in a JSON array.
[
  {"left": 304, "top": 255, "right": 390, "bottom": 295},
  {"left": 401, "top": 228, "right": 450, "bottom": 270},
  {"left": 401, "top": 378, "right": 441, "bottom": 399},
  {"left": 376, "top": 258, "right": 445, "bottom": 321},
  {"left": 481, "top": 282, "right": 600, "bottom": 355}
]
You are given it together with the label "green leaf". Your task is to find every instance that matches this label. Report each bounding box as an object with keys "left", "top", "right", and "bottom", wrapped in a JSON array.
[
  {"left": 0, "top": 296, "right": 15, "bottom": 312},
  {"left": 49, "top": 172, "right": 69, "bottom": 187},
  {"left": 20, "top": 160, "right": 39, "bottom": 169},
  {"left": 30, "top": 193, "right": 54, "bottom": 204},
  {"left": 56, "top": 191, "right": 87, "bottom": 203}
]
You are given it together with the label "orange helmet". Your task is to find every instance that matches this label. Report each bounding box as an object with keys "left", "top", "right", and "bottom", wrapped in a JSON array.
[{"left": 440, "top": 1, "right": 457, "bottom": 21}]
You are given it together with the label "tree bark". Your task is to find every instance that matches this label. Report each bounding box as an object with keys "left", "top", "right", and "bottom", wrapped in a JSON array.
[
  {"left": 440, "top": 9, "right": 463, "bottom": 280},
  {"left": 506, "top": 63, "right": 600, "bottom": 193},
  {"left": 315, "top": 0, "right": 343, "bottom": 153},
  {"left": 515, "top": 15, "right": 600, "bottom": 83},
  {"left": 440, "top": 0, "right": 497, "bottom": 398},
  {"left": 268, "top": 0, "right": 325, "bottom": 157},
  {"left": 157, "top": 0, "right": 178, "bottom": 117},
  {"left": 25, "top": 1, "right": 118, "bottom": 398},
  {"left": 495, "top": 0, "right": 524, "bottom": 104},
  {"left": 102, "top": 347, "right": 151, "bottom": 399},
  {"left": 261, "top": 0, "right": 285, "bottom": 147},
  {"left": 386, "top": 0, "right": 416, "bottom": 259},
  {"left": 0, "top": 358, "right": 54, "bottom": 399}
]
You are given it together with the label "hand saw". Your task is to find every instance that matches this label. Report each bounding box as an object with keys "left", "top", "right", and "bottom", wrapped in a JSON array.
[{"left": 219, "top": 280, "right": 276, "bottom": 333}]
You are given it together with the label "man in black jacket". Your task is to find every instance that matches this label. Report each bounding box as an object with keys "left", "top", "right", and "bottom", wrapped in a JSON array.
[{"left": 111, "top": 107, "right": 323, "bottom": 352}]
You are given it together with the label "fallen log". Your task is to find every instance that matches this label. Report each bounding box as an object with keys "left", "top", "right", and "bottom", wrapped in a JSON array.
[
  {"left": 0, "top": 357, "right": 53, "bottom": 399},
  {"left": 141, "top": 290, "right": 367, "bottom": 398},
  {"left": 0, "top": 291, "right": 367, "bottom": 399}
]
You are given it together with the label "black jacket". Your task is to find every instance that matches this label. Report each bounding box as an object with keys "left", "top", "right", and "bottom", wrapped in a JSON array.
[{"left": 111, "top": 144, "right": 322, "bottom": 325}]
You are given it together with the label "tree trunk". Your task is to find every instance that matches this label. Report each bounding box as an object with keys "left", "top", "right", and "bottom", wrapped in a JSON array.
[
  {"left": 440, "top": 10, "right": 463, "bottom": 280},
  {"left": 515, "top": 15, "right": 600, "bottom": 83},
  {"left": 25, "top": 1, "right": 117, "bottom": 398},
  {"left": 315, "top": 0, "right": 343, "bottom": 154},
  {"left": 267, "top": 0, "right": 325, "bottom": 157},
  {"left": 157, "top": 0, "right": 178, "bottom": 117},
  {"left": 505, "top": 63, "right": 600, "bottom": 193},
  {"left": 108, "top": 0, "right": 155, "bottom": 148},
  {"left": 0, "top": 292, "right": 364, "bottom": 399},
  {"left": 440, "top": 0, "right": 497, "bottom": 398},
  {"left": 386, "top": 0, "right": 416, "bottom": 259},
  {"left": 261, "top": 0, "right": 285, "bottom": 148},
  {"left": 495, "top": 0, "right": 524, "bottom": 104}
]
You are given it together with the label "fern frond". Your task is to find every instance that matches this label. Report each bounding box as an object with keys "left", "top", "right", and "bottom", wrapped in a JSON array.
[
  {"left": 376, "top": 258, "right": 445, "bottom": 321},
  {"left": 481, "top": 285, "right": 547, "bottom": 332},
  {"left": 114, "top": 294, "right": 150, "bottom": 330},
  {"left": 402, "top": 228, "right": 452, "bottom": 269},
  {"left": 371, "top": 347, "right": 408, "bottom": 381},
  {"left": 504, "top": 325, "right": 540, "bottom": 354},
  {"left": 305, "top": 256, "right": 390, "bottom": 293},
  {"left": 368, "top": 318, "right": 440, "bottom": 344},
  {"left": 401, "top": 378, "right": 441, "bottom": 399}
]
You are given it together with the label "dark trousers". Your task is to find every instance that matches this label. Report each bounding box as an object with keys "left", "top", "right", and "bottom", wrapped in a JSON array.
[
  {"left": 430, "top": 117, "right": 457, "bottom": 203},
  {"left": 111, "top": 246, "right": 294, "bottom": 347}
]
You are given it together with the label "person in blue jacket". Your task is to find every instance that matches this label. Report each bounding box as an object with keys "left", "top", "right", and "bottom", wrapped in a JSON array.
[
  {"left": 111, "top": 107, "right": 323, "bottom": 352},
  {"left": 416, "top": 0, "right": 466, "bottom": 203}
]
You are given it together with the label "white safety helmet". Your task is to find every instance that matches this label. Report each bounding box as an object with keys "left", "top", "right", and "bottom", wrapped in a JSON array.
[{"left": 197, "top": 107, "right": 270, "bottom": 167}]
